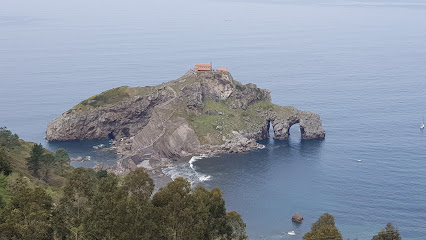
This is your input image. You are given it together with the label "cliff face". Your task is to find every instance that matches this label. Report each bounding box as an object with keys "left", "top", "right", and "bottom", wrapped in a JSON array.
[{"left": 46, "top": 70, "right": 325, "bottom": 174}]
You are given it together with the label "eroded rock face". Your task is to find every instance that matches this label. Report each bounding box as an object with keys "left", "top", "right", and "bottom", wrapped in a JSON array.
[
  {"left": 153, "top": 118, "right": 201, "bottom": 159},
  {"left": 201, "top": 72, "right": 235, "bottom": 100},
  {"left": 267, "top": 107, "right": 326, "bottom": 140},
  {"left": 46, "top": 70, "right": 325, "bottom": 175},
  {"left": 298, "top": 110, "right": 326, "bottom": 140},
  {"left": 46, "top": 88, "right": 174, "bottom": 141}
]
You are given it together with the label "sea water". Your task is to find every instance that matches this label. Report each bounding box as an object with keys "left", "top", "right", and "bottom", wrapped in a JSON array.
[{"left": 1, "top": 0, "right": 426, "bottom": 239}]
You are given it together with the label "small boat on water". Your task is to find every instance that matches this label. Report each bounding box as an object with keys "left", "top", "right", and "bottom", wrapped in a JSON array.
[
  {"left": 421, "top": 116, "right": 425, "bottom": 129},
  {"left": 357, "top": 159, "right": 362, "bottom": 162},
  {"left": 288, "top": 231, "right": 295, "bottom": 236}
]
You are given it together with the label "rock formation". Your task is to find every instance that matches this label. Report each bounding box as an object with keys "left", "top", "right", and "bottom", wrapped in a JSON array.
[
  {"left": 292, "top": 213, "right": 304, "bottom": 223},
  {"left": 46, "top": 70, "right": 325, "bottom": 175}
]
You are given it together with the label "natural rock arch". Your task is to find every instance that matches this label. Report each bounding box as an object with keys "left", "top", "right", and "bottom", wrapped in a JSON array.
[{"left": 266, "top": 107, "right": 325, "bottom": 140}]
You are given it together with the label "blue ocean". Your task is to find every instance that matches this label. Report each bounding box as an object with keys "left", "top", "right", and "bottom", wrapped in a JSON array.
[{"left": 1, "top": 0, "right": 426, "bottom": 239}]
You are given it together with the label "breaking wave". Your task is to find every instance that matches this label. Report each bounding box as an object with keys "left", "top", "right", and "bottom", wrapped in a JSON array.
[
  {"left": 189, "top": 153, "right": 213, "bottom": 170},
  {"left": 162, "top": 154, "right": 215, "bottom": 185}
]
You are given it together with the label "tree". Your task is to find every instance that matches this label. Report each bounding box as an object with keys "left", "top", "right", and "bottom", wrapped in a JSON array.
[
  {"left": 96, "top": 170, "right": 108, "bottom": 178},
  {"left": 82, "top": 174, "right": 128, "bottom": 240},
  {"left": 0, "top": 127, "right": 20, "bottom": 149},
  {"left": 0, "top": 147, "right": 12, "bottom": 176},
  {"left": 0, "top": 196, "right": 5, "bottom": 210},
  {"left": 0, "top": 186, "right": 53, "bottom": 240},
  {"left": 225, "top": 210, "right": 247, "bottom": 240},
  {"left": 152, "top": 177, "right": 235, "bottom": 240},
  {"left": 53, "top": 168, "right": 99, "bottom": 240},
  {"left": 26, "top": 143, "right": 44, "bottom": 178},
  {"left": 54, "top": 148, "right": 70, "bottom": 174},
  {"left": 372, "top": 222, "right": 401, "bottom": 240},
  {"left": 41, "top": 153, "right": 55, "bottom": 182},
  {"left": 191, "top": 185, "right": 230, "bottom": 239},
  {"left": 119, "top": 168, "right": 156, "bottom": 240},
  {"left": 123, "top": 167, "right": 154, "bottom": 202},
  {"left": 303, "top": 213, "right": 343, "bottom": 240},
  {"left": 152, "top": 177, "right": 193, "bottom": 239}
]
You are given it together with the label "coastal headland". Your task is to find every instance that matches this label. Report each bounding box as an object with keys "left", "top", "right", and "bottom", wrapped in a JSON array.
[{"left": 46, "top": 70, "right": 325, "bottom": 186}]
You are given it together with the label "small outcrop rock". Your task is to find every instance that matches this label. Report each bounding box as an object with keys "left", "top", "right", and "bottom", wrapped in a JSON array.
[
  {"left": 292, "top": 213, "right": 303, "bottom": 223},
  {"left": 70, "top": 156, "right": 91, "bottom": 162}
]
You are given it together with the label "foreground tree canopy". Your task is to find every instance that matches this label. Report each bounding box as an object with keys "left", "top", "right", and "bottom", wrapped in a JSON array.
[
  {"left": 303, "top": 213, "right": 343, "bottom": 240},
  {"left": 372, "top": 222, "right": 402, "bottom": 240},
  {"left": 0, "top": 127, "right": 20, "bottom": 149},
  {"left": 0, "top": 167, "right": 247, "bottom": 240}
]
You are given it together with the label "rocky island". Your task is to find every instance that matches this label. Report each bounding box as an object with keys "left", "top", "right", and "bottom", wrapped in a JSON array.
[{"left": 46, "top": 70, "right": 325, "bottom": 183}]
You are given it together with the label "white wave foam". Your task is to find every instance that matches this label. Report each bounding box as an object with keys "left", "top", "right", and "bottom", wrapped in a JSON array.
[
  {"left": 199, "top": 175, "right": 211, "bottom": 181},
  {"left": 163, "top": 154, "right": 215, "bottom": 185},
  {"left": 189, "top": 153, "right": 215, "bottom": 170}
]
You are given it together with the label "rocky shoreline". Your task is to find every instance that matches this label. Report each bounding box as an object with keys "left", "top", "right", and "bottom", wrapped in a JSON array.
[{"left": 47, "top": 70, "right": 325, "bottom": 186}]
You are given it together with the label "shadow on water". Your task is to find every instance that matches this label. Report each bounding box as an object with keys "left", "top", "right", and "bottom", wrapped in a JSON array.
[
  {"left": 259, "top": 123, "right": 325, "bottom": 160},
  {"left": 46, "top": 139, "right": 119, "bottom": 168}
]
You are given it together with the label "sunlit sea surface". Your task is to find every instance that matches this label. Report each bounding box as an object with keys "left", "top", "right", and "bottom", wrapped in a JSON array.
[{"left": 1, "top": 0, "right": 426, "bottom": 239}]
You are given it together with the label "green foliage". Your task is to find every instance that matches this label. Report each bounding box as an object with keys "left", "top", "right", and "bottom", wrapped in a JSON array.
[
  {"left": 303, "top": 213, "right": 343, "bottom": 240},
  {"left": 25, "top": 144, "right": 71, "bottom": 183},
  {"left": 95, "top": 169, "right": 108, "bottom": 178},
  {"left": 82, "top": 174, "right": 127, "bottom": 239},
  {"left": 78, "top": 86, "right": 130, "bottom": 108},
  {"left": 372, "top": 222, "right": 401, "bottom": 240},
  {"left": 54, "top": 148, "right": 70, "bottom": 175},
  {"left": 0, "top": 147, "right": 12, "bottom": 176},
  {"left": 53, "top": 168, "right": 99, "bottom": 239},
  {"left": 0, "top": 185, "right": 53, "bottom": 240},
  {"left": 0, "top": 166, "right": 247, "bottom": 240},
  {"left": 41, "top": 153, "right": 55, "bottom": 182},
  {"left": 122, "top": 169, "right": 156, "bottom": 240},
  {"left": 123, "top": 168, "right": 154, "bottom": 202},
  {"left": 226, "top": 210, "right": 247, "bottom": 240},
  {"left": 73, "top": 86, "right": 155, "bottom": 110},
  {"left": 0, "top": 174, "right": 10, "bottom": 206},
  {"left": 0, "top": 127, "right": 20, "bottom": 149},
  {"left": 54, "top": 149, "right": 69, "bottom": 163},
  {"left": 26, "top": 143, "right": 44, "bottom": 178},
  {"left": 0, "top": 195, "right": 5, "bottom": 209},
  {"left": 191, "top": 99, "right": 273, "bottom": 145},
  {"left": 152, "top": 177, "right": 238, "bottom": 240}
]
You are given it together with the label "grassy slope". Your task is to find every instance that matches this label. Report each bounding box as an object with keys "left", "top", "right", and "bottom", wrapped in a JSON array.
[
  {"left": 190, "top": 100, "right": 274, "bottom": 145},
  {"left": 72, "top": 85, "right": 155, "bottom": 110},
  {"left": 0, "top": 140, "right": 72, "bottom": 204}
]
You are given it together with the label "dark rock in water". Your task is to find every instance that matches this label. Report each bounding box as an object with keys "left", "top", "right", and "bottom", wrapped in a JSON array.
[
  {"left": 46, "top": 70, "right": 325, "bottom": 176},
  {"left": 292, "top": 213, "right": 303, "bottom": 223}
]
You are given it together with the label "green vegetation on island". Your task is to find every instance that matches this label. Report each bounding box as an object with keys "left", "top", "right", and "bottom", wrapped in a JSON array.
[
  {"left": 73, "top": 85, "right": 155, "bottom": 110},
  {"left": 186, "top": 99, "right": 275, "bottom": 145}
]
